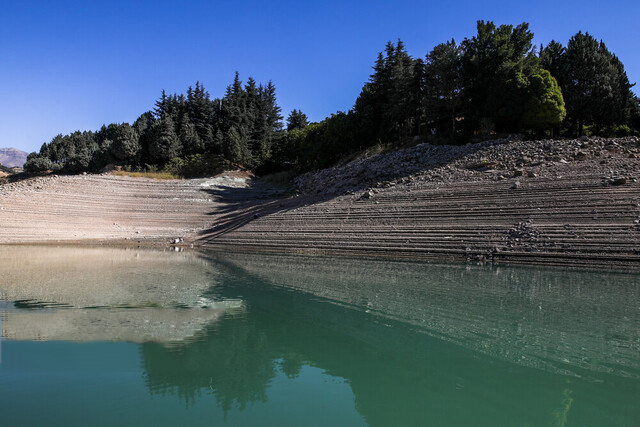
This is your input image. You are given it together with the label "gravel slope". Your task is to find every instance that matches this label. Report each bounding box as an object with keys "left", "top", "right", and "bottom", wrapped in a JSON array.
[{"left": 200, "top": 137, "right": 640, "bottom": 269}]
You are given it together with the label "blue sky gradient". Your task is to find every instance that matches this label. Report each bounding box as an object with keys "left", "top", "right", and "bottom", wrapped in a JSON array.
[{"left": 2, "top": 0, "right": 639, "bottom": 153}]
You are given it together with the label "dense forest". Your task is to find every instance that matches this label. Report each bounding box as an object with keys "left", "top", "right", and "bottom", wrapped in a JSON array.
[{"left": 25, "top": 21, "right": 639, "bottom": 175}]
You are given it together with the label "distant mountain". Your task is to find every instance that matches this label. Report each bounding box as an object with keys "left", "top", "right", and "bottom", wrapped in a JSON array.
[{"left": 0, "top": 148, "right": 28, "bottom": 168}]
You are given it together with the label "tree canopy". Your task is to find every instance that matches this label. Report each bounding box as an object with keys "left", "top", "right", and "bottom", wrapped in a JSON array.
[{"left": 25, "top": 21, "right": 637, "bottom": 176}]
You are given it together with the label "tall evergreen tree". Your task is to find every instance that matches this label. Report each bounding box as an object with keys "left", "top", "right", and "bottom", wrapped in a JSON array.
[
  {"left": 186, "top": 81, "right": 215, "bottom": 149},
  {"left": 153, "top": 90, "right": 169, "bottom": 119},
  {"left": 258, "top": 81, "right": 283, "bottom": 163},
  {"left": 110, "top": 123, "right": 141, "bottom": 162},
  {"left": 540, "top": 40, "right": 568, "bottom": 88},
  {"left": 353, "top": 39, "right": 422, "bottom": 142},
  {"left": 461, "top": 21, "right": 535, "bottom": 132},
  {"left": 424, "top": 39, "right": 463, "bottom": 135},
  {"left": 179, "top": 115, "right": 203, "bottom": 155},
  {"left": 542, "top": 34, "right": 636, "bottom": 135},
  {"left": 149, "top": 116, "right": 181, "bottom": 163},
  {"left": 225, "top": 126, "right": 251, "bottom": 164},
  {"left": 287, "top": 109, "right": 309, "bottom": 131}
]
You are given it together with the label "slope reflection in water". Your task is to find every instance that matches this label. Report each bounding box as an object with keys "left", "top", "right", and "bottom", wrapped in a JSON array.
[
  {"left": 0, "top": 247, "right": 638, "bottom": 426},
  {"left": 210, "top": 252, "right": 640, "bottom": 379},
  {"left": 140, "top": 251, "right": 639, "bottom": 425},
  {"left": 0, "top": 246, "right": 241, "bottom": 343}
]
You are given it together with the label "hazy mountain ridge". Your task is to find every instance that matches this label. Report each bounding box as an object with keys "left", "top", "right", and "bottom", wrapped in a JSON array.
[{"left": 0, "top": 147, "right": 28, "bottom": 168}]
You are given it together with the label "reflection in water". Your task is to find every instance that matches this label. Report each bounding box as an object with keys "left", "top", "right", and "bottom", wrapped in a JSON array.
[
  {"left": 2, "top": 309, "right": 225, "bottom": 343},
  {"left": 0, "top": 246, "right": 219, "bottom": 308},
  {"left": 211, "top": 252, "right": 640, "bottom": 379},
  {"left": 142, "top": 315, "right": 276, "bottom": 411},
  {"left": 0, "top": 247, "right": 639, "bottom": 425},
  {"left": 0, "top": 246, "right": 241, "bottom": 343},
  {"left": 139, "top": 251, "right": 640, "bottom": 425}
]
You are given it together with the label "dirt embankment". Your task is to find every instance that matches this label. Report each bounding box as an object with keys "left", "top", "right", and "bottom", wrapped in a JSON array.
[
  {"left": 1, "top": 137, "right": 639, "bottom": 269},
  {"left": 202, "top": 136, "right": 640, "bottom": 269},
  {"left": 0, "top": 173, "right": 231, "bottom": 244}
]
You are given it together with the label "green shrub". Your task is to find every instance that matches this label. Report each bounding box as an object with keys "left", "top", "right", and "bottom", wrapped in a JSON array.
[{"left": 24, "top": 155, "right": 54, "bottom": 173}]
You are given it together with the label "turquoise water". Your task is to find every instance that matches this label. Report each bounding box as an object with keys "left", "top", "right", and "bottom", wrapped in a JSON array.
[{"left": 0, "top": 246, "right": 638, "bottom": 426}]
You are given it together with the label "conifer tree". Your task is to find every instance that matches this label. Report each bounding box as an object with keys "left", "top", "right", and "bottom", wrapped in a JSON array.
[
  {"left": 540, "top": 41, "right": 568, "bottom": 88},
  {"left": 353, "top": 39, "right": 422, "bottom": 142},
  {"left": 287, "top": 109, "right": 309, "bottom": 131},
  {"left": 550, "top": 32, "right": 636, "bottom": 134},
  {"left": 110, "top": 123, "right": 141, "bottom": 162},
  {"left": 153, "top": 90, "right": 169, "bottom": 119},
  {"left": 225, "top": 126, "right": 250, "bottom": 164},
  {"left": 424, "top": 39, "right": 463, "bottom": 135},
  {"left": 179, "top": 115, "right": 203, "bottom": 155},
  {"left": 258, "top": 81, "right": 283, "bottom": 163},
  {"left": 461, "top": 21, "right": 535, "bottom": 131},
  {"left": 149, "top": 116, "right": 181, "bottom": 163},
  {"left": 186, "top": 81, "right": 215, "bottom": 149}
]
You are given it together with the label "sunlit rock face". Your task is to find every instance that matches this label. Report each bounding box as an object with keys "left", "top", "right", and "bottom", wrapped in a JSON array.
[{"left": 0, "top": 246, "right": 243, "bottom": 343}]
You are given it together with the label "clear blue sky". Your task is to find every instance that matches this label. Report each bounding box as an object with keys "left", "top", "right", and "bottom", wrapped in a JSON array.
[{"left": 2, "top": 0, "right": 639, "bottom": 153}]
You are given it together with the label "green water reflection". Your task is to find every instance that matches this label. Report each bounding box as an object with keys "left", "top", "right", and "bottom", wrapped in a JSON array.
[{"left": 0, "top": 247, "right": 638, "bottom": 426}]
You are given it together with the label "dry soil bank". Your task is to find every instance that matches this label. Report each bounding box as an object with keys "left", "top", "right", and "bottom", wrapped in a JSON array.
[{"left": 1, "top": 137, "right": 639, "bottom": 269}]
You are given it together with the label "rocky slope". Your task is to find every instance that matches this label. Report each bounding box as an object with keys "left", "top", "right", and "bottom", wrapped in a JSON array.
[
  {"left": 294, "top": 136, "right": 639, "bottom": 194},
  {"left": 200, "top": 137, "right": 640, "bottom": 269}
]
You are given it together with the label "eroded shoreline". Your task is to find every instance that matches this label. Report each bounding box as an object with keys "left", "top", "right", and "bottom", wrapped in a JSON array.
[{"left": 1, "top": 137, "right": 639, "bottom": 270}]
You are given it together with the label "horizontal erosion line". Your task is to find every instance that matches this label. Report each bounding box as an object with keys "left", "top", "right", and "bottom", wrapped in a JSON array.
[
  {"left": 201, "top": 242, "right": 640, "bottom": 263},
  {"left": 207, "top": 234, "right": 640, "bottom": 247},
  {"left": 209, "top": 236, "right": 640, "bottom": 248}
]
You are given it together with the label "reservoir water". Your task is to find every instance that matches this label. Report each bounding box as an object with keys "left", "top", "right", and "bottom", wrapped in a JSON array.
[{"left": 0, "top": 246, "right": 638, "bottom": 426}]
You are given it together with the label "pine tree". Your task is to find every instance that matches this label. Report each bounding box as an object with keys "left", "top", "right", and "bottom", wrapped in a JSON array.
[
  {"left": 149, "top": 116, "right": 181, "bottom": 163},
  {"left": 258, "top": 81, "right": 283, "bottom": 163},
  {"left": 186, "top": 81, "right": 214, "bottom": 150},
  {"left": 540, "top": 40, "right": 568, "bottom": 88},
  {"left": 179, "top": 115, "right": 203, "bottom": 155},
  {"left": 153, "top": 90, "right": 169, "bottom": 119},
  {"left": 424, "top": 39, "right": 463, "bottom": 135},
  {"left": 287, "top": 109, "right": 309, "bottom": 131},
  {"left": 461, "top": 21, "right": 535, "bottom": 132},
  {"left": 110, "top": 123, "right": 141, "bottom": 162},
  {"left": 133, "top": 112, "right": 156, "bottom": 165},
  {"left": 225, "top": 126, "right": 250, "bottom": 164},
  {"left": 245, "top": 77, "right": 263, "bottom": 161},
  {"left": 353, "top": 39, "right": 421, "bottom": 142}
]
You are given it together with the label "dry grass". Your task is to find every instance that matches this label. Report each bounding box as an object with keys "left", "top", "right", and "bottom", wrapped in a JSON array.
[{"left": 111, "top": 170, "right": 181, "bottom": 180}]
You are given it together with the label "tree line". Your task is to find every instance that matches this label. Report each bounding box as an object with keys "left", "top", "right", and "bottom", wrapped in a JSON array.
[
  {"left": 26, "top": 21, "right": 639, "bottom": 175},
  {"left": 285, "top": 21, "right": 639, "bottom": 170},
  {"left": 25, "top": 75, "right": 290, "bottom": 175}
]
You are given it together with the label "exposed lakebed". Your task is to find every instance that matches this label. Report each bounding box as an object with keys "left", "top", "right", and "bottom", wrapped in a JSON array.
[{"left": 0, "top": 246, "right": 638, "bottom": 425}]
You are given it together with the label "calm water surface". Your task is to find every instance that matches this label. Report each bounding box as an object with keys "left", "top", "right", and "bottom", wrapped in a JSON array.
[{"left": 0, "top": 246, "right": 638, "bottom": 426}]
